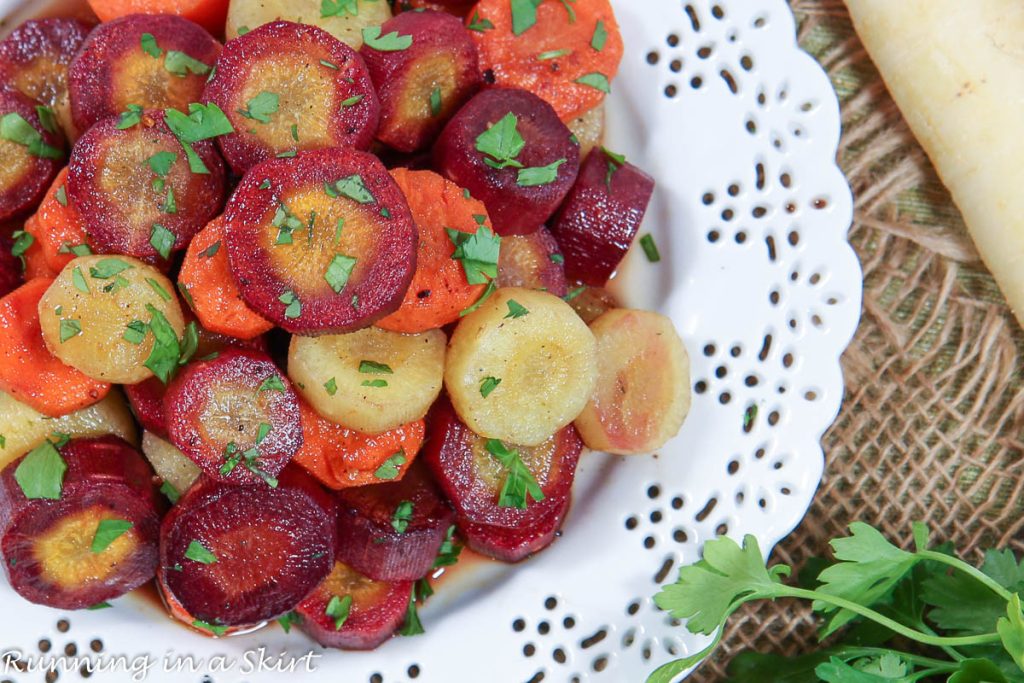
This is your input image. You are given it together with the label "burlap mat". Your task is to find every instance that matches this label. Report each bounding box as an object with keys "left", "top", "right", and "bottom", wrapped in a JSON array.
[{"left": 690, "top": 0, "right": 1024, "bottom": 678}]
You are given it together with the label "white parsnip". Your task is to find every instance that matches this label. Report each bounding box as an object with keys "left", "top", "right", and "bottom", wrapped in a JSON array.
[
  {"left": 844, "top": 0, "right": 1024, "bottom": 326},
  {"left": 141, "top": 431, "right": 200, "bottom": 496}
]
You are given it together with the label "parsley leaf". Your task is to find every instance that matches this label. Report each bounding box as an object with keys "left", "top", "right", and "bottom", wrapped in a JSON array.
[
  {"left": 91, "top": 519, "right": 133, "bottom": 553},
  {"left": 433, "top": 525, "right": 462, "bottom": 568},
  {"left": 0, "top": 112, "right": 63, "bottom": 159},
  {"left": 117, "top": 104, "right": 144, "bottom": 129},
  {"left": 517, "top": 159, "right": 567, "bottom": 187},
  {"left": 486, "top": 439, "right": 545, "bottom": 509},
  {"left": 505, "top": 300, "right": 529, "bottom": 318},
  {"left": 460, "top": 279, "right": 498, "bottom": 317},
  {"left": 538, "top": 48, "right": 572, "bottom": 61},
  {"left": 467, "top": 11, "right": 495, "bottom": 32},
  {"left": 447, "top": 225, "right": 501, "bottom": 285},
  {"left": 324, "top": 378, "right": 337, "bottom": 395},
  {"left": 325, "top": 174, "right": 375, "bottom": 203},
  {"left": 277, "top": 611, "right": 302, "bottom": 633},
  {"left": 123, "top": 320, "right": 147, "bottom": 345},
  {"left": 475, "top": 112, "right": 525, "bottom": 169},
  {"left": 325, "top": 254, "right": 358, "bottom": 293},
  {"left": 259, "top": 375, "right": 286, "bottom": 393},
  {"left": 361, "top": 379, "right": 387, "bottom": 388},
  {"left": 184, "top": 540, "right": 217, "bottom": 564},
  {"left": 362, "top": 25, "right": 413, "bottom": 51},
  {"left": 341, "top": 94, "right": 364, "bottom": 108},
  {"left": 237, "top": 91, "right": 279, "bottom": 124},
  {"left": 391, "top": 501, "right": 414, "bottom": 533},
  {"left": 575, "top": 72, "right": 611, "bottom": 93},
  {"left": 510, "top": 0, "right": 542, "bottom": 35},
  {"left": 480, "top": 376, "right": 501, "bottom": 398},
  {"left": 192, "top": 620, "right": 227, "bottom": 636},
  {"left": 321, "top": 0, "right": 359, "bottom": 18},
  {"left": 592, "top": 19, "right": 608, "bottom": 50},
  {"left": 55, "top": 185, "right": 68, "bottom": 206},
  {"left": 375, "top": 451, "right": 406, "bottom": 480},
  {"left": 59, "top": 318, "right": 81, "bottom": 342},
  {"left": 164, "top": 103, "right": 234, "bottom": 174},
  {"left": 140, "top": 33, "right": 163, "bottom": 57},
  {"left": 325, "top": 595, "right": 353, "bottom": 630},
  {"left": 150, "top": 224, "right": 175, "bottom": 259},
  {"left": 14, "top": 440, "right": 66, "bottom": 500},
  {"left": 164, "top": 51, "right": 211, "bottom": 77},
  {"left": 147, "top": 151, "right": 177, "bottom": 177},
  {"left": 640, "top": 234, "right": 661, "bottom": 262},
  {"left": 430, "top": 87, "right": 442, "bottom": 116},
  {"left": 10, "top": 229, "right": 33, "bottom": 268},
  {"left": 144, "top": 305, "right": 182, "bottom": 384},
  {"left": 359, "top": 360, "right": 393, "bottom": 375},
  {"left": 398, "top": 584, "right": 425, "bottom": 636},
  {"left": 279, "top": 290, "right": 302, "bottom": 319}
]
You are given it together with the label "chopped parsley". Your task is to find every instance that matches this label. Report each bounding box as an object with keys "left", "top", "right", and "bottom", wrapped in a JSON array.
[
  {"left": 374, "top": 451, "right": 406, "bottom": 480},
  {"left": 259, "top": 375, "right": 286, "bottom": 392},
  {"left": 398, "top": 584, "right": 425, "bottom": 636},
  {"left": 475, "top": 112, "right": 525, "bottom": 169},
  {"left": 325, "top": 254, "right": 358, "bottom": 293},
  {"left": 592, "top": 19, "right": 608, "bottom": 50},
  {"left": 361, "top": 379, "right": 388, "bottom": 388},
  {"left": 0, "top": 112, "right": 62, "bottom": 159},
  {"left": 59, "top": 318, "right": 81, "bottom": 343},
  {"left": 184, "top": 540, "right": 217, "bottom": 564},
  {"left": 164, "top": 51, "right": 211, "bottom": 77},
  {"left": 123, "top": 320, "right": 147, "bottom": 345},
  {"left": 160, "top": 481, "right": 180, "bottom": 503},
  {"left": 325, "top": 595, "right": 353, "bottom": 630},
  {"left": 202, "top": 241, "right": 220, "bottom": 258},
  {"left": 433, "top": 526, "right": 462, "bottom": 568},
  {"left": 10, "top": 230, "right": 33, "bottom": 268},
  {"left": 517, "top": 159, "right": 567, "bottom": 187},
  {"left": 143, "top": 305, "right": 183, "bottom": 384},
  {"left": 237, "top": 91, "right": 279, "bottom": 124},
  {"left": 486, "top": 439, "right": 545, "bottom": 509},
  {"left": 321, "top": 0, "right": 359, "bottom": 18},
  {"left": 149, "top": 224, "right": 175, "bottom": 260},
  {"left": 575, "top": 72, "right": 611, "bottom": 93},
  {"left": 279, "top": 290, "right": 302, "bottom": 319},
  {"left": 550, "top": 253, "right": 565, "bottom": 264},
  {"left": 91, "top": 519, "right": 133, "bottom": 553},
  {"left": 480, "top": 376, "right": 502, "bottom": 398},
  {"left": 325, "top": 174, "right": 375, "bottom": 204},
  {"left": 362, "top": 25, "right": 413, "bottom": 51},
  {"left": 14, "top": 439, "right": 66, "bottom": 500},
  {"left": 447, "top": 225, "right": 501, "bottom": 285},
  {"left": 537, "top": 48, "right": 572, "bottom": 60},
  {"left": 391, "top": 501, "right": 414, "bottom": 533},
  {"left": 341, "top": 94, "right": 365, "bottom": 108},
  {"left": 117, "top": 104, "right": 144, "bottom": 129},
  {"left": 640, "top": 234, "right": 661, "bottom": 263},
  {"left": 140, "top": 33, "right": 162, "bottom": 57},
  {"left": 164, "top": 103, "right": 234, "bottom": 174},
  {"left": 505, "top": 300, "right": 529, "bottom": 318},
  {"left": 430, "top": 87, "right": 442, "bottom": 116},
  {"left": 192, "top": 620, "right": 227, "bottom": 636},
  {"left": 323, "top": 377, "right": 338, "bottom": 396},
  {"left": 359, "top": 360, "right": 393, "bottom": 375},
  {"left": 467, "top": 11, "right": 495, "bottom": 32},
  {"left": 460, "top": 279, "right": 498, "bottom": 317},
  {"left": 55, "top": 185, "right": 68, "bottom": 206},
  {"left": 72, "top": 267, "right": 89, "bottom": 293}
]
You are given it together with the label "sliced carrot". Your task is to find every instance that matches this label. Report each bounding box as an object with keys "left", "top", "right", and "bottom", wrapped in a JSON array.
[
  {"left": 0, "top": 278, "right": 110, "bottom": 417},
  {"left": 23, "top": 168, "right": 91, "bottom": 275},
  {"left": 468, "top": 0, "right": 624, "bottom": 121},
  {"left": 19, "top": 240, "right": 57, "bottom": 280},
  {"left": 294, "top": 399, "right": 424, "bottom": 490},
  {"left": 85, "top": 0, "right": 229, "bottom": 36},
  {"left": 178, "top": 217, "right": 274, "bottom": 341},
  {"left": 376, "top": 168, "right": 489, "bottom": 334},
  {"left": 408, "top": 0, "right": 476, "bottom": 16}
]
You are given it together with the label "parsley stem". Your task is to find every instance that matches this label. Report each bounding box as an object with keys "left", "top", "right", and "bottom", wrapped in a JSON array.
[
  {"left": 917, "top": 549, "right": 1016, "bottom": 602},
  {"left": 781, "top": 587, "right": 1002, "bottom": 648}
]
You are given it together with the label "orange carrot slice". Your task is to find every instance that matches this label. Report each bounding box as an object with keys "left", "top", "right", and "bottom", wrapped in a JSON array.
[
  {"left": 178, "top": 217, "right": 273, "bottom": 341},
  {"left": 0, "top": 278, "right": 110, "bottom": 417},
  {"left": 376, "top": 168, "right": 489, "bottom": 334},
  {"left": 85, "top": 0, "right": 229, "bottom": 37},
  {"left": 22, "top": 168, "right": 90, "bottom": 275},
  {"left": 467, "top": 0, "right": 624, "bottom": 121}
]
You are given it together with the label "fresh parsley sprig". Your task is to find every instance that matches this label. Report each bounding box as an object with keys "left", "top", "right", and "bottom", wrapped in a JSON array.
[{"left": 651, "top": 522, "right": 1024, "bottom": 683}]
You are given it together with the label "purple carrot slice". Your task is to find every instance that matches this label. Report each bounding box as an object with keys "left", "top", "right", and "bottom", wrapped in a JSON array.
[
  {"left": 67, "top": 109, "right": 225, "bottom": 262},
  {"left": 422, "top": 398, "right": 581, "bottom": 530},
  {"left": 164, "top": 349, "right": 302, "bottom": 487},
  {"left": 68, "top": 13, "right": 221, "bottom": 132},
  {"left": 0, "top": 436, "right": 161, "bottom": 609},
  {"left": 433, "top": 87, "right": 579, "bottom": 235},
  {"left": 360, "top": 10, "right": 481, "bottom": 153},
  {"left": 459, "top": 495, "right": 570, "bottom": 562},
  {"left": 0, "top": 17, "right": 93, "bottom": 138},
  {"left": 335, "top": 462, "right": 455, "bottom": 581},
  {"left": 223, "top": 147, "right": 418, "bottom": 335},
  {"left": 203, "top": 21, "right": 380, "bottom": 175},
  {"left": 0, "top": 86, "right": 64, "bottom": 221},
  {"left": 550, "top": 148, "right": 656, "bottom": 286},
  {"left": 296, "top": 560, "right": 412, "bottom": 650},
  {"left": 159, "top": 467, "right": 335, "bottom": 627}
]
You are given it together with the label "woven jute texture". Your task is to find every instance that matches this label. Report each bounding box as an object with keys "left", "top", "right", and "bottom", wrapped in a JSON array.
[{"left": 689, "top": 0, "right": 1024, "bottom": 679}]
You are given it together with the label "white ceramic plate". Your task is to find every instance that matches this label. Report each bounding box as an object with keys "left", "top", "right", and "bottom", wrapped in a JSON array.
[{"left": 0, "top": 1, "right": 861, "bottom": 681}]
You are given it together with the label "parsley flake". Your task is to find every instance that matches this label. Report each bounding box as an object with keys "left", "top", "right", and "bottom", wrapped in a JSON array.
[
  {"left": 237, "top": 91, "right": 279, "bottom": 124},
  {"left": 447, "top": 225, "right": 501, "bottom": 285},
  {"left": 164, "top": 51, "right": 211, "bottom": 77},
  {"left": 91, "top": 519, "right": 133, "bottom": 553},
  {"left": 592, "top": 19, "right": 608, "bottom": 50},
  {"left": 375, "top": 451, "right": 406, "bottom": 480},
  {"left": 361, "top": 379, "right": 388, "bottom": 388},
  {"left": 341, "top": 94, "right": 365, "bottom": 108},
  {"left": 164, "top": 103, "right": 234, "bottom": 174},
  {"left": 575, "top": 72, "right": 611, "bottom": 93},
  {"left": 150, "top": 224, "right": 175, "bottom": 259},
  {"left": 143, "top": 305, "right": 182, "bottom": 384},
  {"left": 475, "top": 112, "right": 525, "bottom": 169},
  {"left": 160, "top": 481, "right": 180, "bottom": 503},
  {"left": 480, "top": 376, "right": 502, "bottom": 398},
  {"left": 359, "top": 360, "right": 393, "bottom": 375},
  {"left": 325, "top": 254, "right": 358, "bottom": 293},
  {"left": 117, "top": 104, "right": 144, "bottom": 129},
  {"left": 362, "top": 25, "right": 413, "bottom": 51},
  {"left": 640, "top": 234, "right": 661, "bottom": 263},
  {"left": 59, "top": 318, "right": 81, "bottom": 342},
  {"left": 324, "top": 377, "right": 338, "bottom": 395},
  {"left": 325, "top": 174, "right": 374, "bottom": 204},
  {"left": 517, "top": 159, "right": 567, "bottom": 187},
  {"left": 55, "top": 185, "right": 68, "bottom": 206},
  {"left": 467, "top": 11, "right": 495, "bottom": 32},
  {"left": 505, "top": 300, "right": 529, "bottom": 318},
  {"left": 325, "top": 595, "right": 353, "bottom": 630},
  {"left": 321, "top": 0, "right": 359, "bottom": 18},
  {"left": 391, "top": 501, "right": 414, "bottom": 533},
  {"left": 487, "top": 439, "right": 545, "bottom": 509},
  {"left": 538, "top": 48, "right": 572, "bottom": 60},
  {"left": 192, "top": 620, "right": 227, "bottom": 636},
  {"left": 430, "top": 87, "right": 442, "bottom": 116},
  {"left": 398, "top": 584, "right": 425, "bottom": 636},
  {"left": 72, "top": 267, "right": 89, "bottom": 293},
  {"left": 123, "top": 320, "right": 147, "bottom": 345},
  {"left": 0, "top": 112, "right": 62, "bottom": 159},
  {"left": 460, "top": 280, "right": 498, "bottom": 317},
  {"left": 184, "top": 540, "right": 217, "bottom": 564},
  {"left": 14, "top": 440, "right": 66, "bottom": 500},
  {"left": 259, "top": 374, "right": 286, "bottom": 392},
  {"left": 279, "top": 290, "right": 302, "bottom": 319},
  {"left": 140, "top": 33, "right": 163, "bottom": 57}
]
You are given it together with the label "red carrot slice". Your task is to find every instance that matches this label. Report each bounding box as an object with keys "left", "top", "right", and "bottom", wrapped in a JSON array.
[
  {"left": 296, "top": 561, "right": 412, "bottom": 651},
  {"left": 433, "top": 87, "right": 579, "bottom": 235},
  {"left": 68, "top": 14, "right": 221, "bottom": 132},
  {"left": 406, "top": 0, "right": 475, "bottom": 16},
  {"left": 467, "top": 0, "right": 624, "bottom": 122},
  {"left": 459, "top": 495, "right": 570, "bottom": 562},
  {"left": 550, "top": 148, "right": 656, "bottom": 286},
  {"left": 0, "top": 436, "right": 161, "bottom": 609},
  {"left": 421, "top": 397, "right": 581, "bottom": 530},
  {"left": 359, "top": 10, "right": 481, "bottom": 153},
  {"left": 223, "top": 148, "right": 418, "bottom": 335},
  {"left": 335, "top": 462, "right": 455, "bottom": 581},
  {"left": 0, "top": 279, "right": 110, "bottom": 418},
  {"left": 164, "top": 349, "right": 303, "bottom": 487},
  {"left": 0, "top": 231, "right": 23, "bottom": 298},
  {"left": 159, "top": 467, "right": 336, "bottom": 627},
  {"left": 203, "top": 21, "right": 380, "bottom": 175},
  {"left": 294, "top": 398, "right": 425, "bottom": 490},
  {"left": 68, "top": 109, "right": 225, "bottom": 262},
  {"left": 375, "top": 168, "right": 490, "bottom": 334},
  {"left": 178, "top": 216, "right": 273, "bottom": 341},
  {"left": 0, "top": 87, "right": 64, "bottom": 222},
  {"left": 0, "top": 18, "right": 93, "bottom": 139}
]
